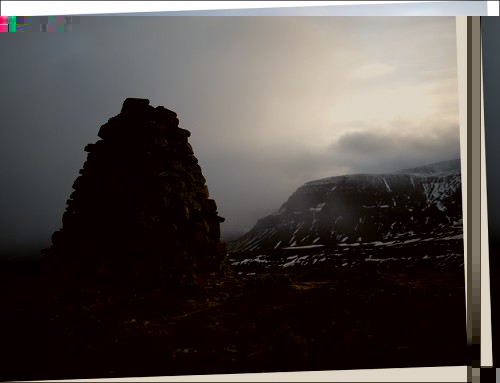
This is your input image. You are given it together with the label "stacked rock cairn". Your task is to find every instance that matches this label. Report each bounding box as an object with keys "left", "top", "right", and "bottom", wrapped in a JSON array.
[{"left": 42, "top": 98, "right": 232, "bottom": 300}]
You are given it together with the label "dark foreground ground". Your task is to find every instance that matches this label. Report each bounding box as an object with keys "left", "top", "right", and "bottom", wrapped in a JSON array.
[{"left": 0, "top": 248, "right": 466, "bottom": 381}]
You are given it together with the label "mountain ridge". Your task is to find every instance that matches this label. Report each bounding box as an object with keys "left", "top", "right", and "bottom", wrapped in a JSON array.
[
  {"left": 302, "top": 158, "right": 461, "bottom": 187},
  {"left": 230, "top": 158, "right": 462, "bottom": 253}
]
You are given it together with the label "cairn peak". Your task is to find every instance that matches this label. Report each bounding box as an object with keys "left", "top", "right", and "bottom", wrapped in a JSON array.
[{"left": 121, "top": 97, "right": 150, "bottom": 112}]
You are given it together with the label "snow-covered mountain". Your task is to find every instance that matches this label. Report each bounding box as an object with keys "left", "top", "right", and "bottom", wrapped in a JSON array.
[{"left": 230, "top": 159, "right": 463, "bottom": 253}]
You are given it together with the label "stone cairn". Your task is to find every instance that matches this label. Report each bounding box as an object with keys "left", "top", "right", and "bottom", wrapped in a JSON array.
[{"left": 42, "top": 98, "right": 232, "bottom": 302}]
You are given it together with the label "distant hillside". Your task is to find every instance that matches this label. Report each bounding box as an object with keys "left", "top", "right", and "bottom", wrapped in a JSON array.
[{"left": 229, "top": 159, "right": 462, "bottom": 253}]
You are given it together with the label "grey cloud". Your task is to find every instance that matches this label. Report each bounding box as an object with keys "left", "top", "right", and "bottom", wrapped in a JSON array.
[{"left": 325, "top": 124, "right": 461, "bottom": 175}]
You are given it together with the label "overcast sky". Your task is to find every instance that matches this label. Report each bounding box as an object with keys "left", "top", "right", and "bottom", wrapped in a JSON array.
[{"left": 0, "top": 16, "right": 460, "bottom": 252}]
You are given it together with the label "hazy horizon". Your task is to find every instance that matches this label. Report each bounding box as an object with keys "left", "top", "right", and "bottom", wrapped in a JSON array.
[{"left": 0, "top": 16, "right": 460, "bottom": 253}]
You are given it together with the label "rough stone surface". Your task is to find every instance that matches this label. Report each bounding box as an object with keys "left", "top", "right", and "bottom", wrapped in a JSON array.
[{"left": 42, "top": 98, "right": 232, "bottom": 300}]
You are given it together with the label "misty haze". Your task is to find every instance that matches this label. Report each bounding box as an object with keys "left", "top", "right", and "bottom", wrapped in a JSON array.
[{"left": 0, "top": 16, "right": 465, "bottom": 380}]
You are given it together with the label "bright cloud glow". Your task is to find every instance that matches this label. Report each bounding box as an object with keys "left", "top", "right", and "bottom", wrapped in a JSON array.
[{"left": 350, "top": 62, "right": 396, "bottom": 80}]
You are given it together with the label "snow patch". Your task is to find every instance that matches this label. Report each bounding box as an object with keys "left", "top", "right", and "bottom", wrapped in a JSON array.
[
  {"left": 282, "top": 244, "right": 325, "bottom": 250},
  {"left": 365, "top": 257, "right": 397, "bottom": 262},
  {"left": 282, "top": 255, "right": 310, "bottom": 268},
  {"left": 337, "top": 242, "right": 360, "bottom": 247},
  {"left": 439, "top": 234, "right": 463, "bottom": 240},
  {"left": 231, "top": 256, "right": 269, "bottom": 266},
  {"left": 310, "top": 202, "right": 326, "bottom": 212},
  {"left": 382, "top": 177, "right": 392, "bottom": 192},
  {"left": 369, "top": 240, "right": 396, "bottom": 246}
]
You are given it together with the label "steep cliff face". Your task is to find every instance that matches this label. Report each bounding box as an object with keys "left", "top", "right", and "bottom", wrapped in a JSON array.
[
  {"left": 230, "top": 159, "right": 462, "bottom": 253},
  {"left": 43, "top": 98, "right": 230, "bottom": 297}
]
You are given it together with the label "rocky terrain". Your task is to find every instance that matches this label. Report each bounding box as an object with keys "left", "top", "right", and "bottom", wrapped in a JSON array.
[
  {"left": 0, "top": 101, "right": 466, "bottom": 381},
  {"left": 229, "top": 236, "right": 464, "bottom": 278},
  {"left": 0, "top": 264, "right": 466, "bottom": 380}
]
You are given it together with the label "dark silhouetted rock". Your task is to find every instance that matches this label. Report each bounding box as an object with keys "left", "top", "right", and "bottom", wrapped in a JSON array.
[{"left": 43, "top": 98, "right": 231, "bottom": 305}]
